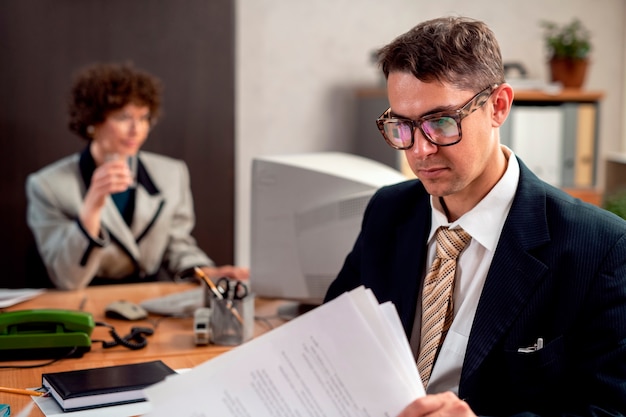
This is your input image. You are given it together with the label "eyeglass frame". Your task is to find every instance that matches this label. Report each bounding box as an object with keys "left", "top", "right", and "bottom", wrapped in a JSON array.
[{"left": 375, "top": 84, "right": 500, "bottom": 149}]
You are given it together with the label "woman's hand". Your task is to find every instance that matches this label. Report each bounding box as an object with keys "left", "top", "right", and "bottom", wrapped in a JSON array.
[
  {"left": 201, "top": 265, "right": 250, "bottom": 281},
  {"left": 398, "top": 392, "right": 475, "bottom": 417},
  {"left": 80, "top": 158, "right": 133, "bottom": 237}
]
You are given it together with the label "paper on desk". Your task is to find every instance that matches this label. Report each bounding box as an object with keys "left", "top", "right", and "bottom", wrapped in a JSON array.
[
  {"left": 0, "top": 288, "right": 45, "bottom": 308},
  {"left": 144, "top": 286, "right": 424, "bottom": 417},
  {"left": 31, "top": 392, "right": 151, "bottom": 417}
]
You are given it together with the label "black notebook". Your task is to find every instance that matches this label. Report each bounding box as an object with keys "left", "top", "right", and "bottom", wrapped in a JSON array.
[{"left": 42, "top": 360, "right": 176, "bottom": 412}]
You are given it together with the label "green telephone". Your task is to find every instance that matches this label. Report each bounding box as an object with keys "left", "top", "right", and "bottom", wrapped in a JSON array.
[{"left": 0, "top": 309, "right": 94, "bottom": 360}]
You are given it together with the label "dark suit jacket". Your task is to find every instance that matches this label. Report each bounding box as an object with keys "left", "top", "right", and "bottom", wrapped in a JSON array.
[{"left": 324, "top": 158, "right": 626, "bottom": 417}]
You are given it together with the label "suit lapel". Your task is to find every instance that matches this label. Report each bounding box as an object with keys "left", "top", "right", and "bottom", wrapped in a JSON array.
[
  {"left": 131, "top": 185, "right": 165, "bottom": 241},
  {"left": 100, "top": 187, "right": 165, "bottom": 259},
  {"left": 100, "top": 155, "right": 165, "bottom": 261},
  {"left": 460, "top": 160, "right": 551, "bottom": 391},
  {"left": 381, "top": 180, "right": 432, "bottom": 335},
  {"left": 394, "top": 192, "right": 432, "bottom": 334},
  {"left": 100, "top": 197, "right": 140, "bottom": 258}
]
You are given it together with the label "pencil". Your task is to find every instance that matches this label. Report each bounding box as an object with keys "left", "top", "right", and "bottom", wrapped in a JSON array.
[
  {"left": 193, "top": 267, "right": 224, "bottom": 300},
  {"left": 0, "top": 386, "right": 45, "bottom": 397},
  {"left": 227, "top": 302, "right": 244, "bottom": 325},
  {"left": 193, "top": 267, "right": 244, "bottom": 325},
  {"left": 78, "top": 295, "right": 88, "bottom": 310}
]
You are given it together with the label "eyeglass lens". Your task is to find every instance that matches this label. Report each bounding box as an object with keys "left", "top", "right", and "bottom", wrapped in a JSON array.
[
  {"left": 377, "top": 84, "right": 497, "bottom": 149},
  {"left": 382, "top": 116, "right": 460, "bottom": 148}
]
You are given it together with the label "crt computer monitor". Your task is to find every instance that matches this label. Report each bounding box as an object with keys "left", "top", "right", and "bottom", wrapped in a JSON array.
[{"left": 249, "top": 152, "right": 407, "bottom": 318}]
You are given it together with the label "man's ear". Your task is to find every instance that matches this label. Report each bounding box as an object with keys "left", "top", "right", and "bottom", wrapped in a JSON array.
[{"left": 491, "top": 83, "right": 514, "bottom": 127}]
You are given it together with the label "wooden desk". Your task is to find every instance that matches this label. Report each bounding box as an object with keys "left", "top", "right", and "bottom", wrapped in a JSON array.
[{"left": 0, "top": 282, "right": 289, "bottom": 416}]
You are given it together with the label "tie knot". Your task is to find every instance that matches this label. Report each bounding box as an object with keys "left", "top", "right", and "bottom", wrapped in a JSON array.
[{"left": 435, "top": 227, "right": 471, "bottom": 260}]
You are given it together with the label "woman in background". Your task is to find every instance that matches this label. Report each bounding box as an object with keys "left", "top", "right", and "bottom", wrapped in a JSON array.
[{"left": 26, "top": 62, "right": 248, "bottom": 290}]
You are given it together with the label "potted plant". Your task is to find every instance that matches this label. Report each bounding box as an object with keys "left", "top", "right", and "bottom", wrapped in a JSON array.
[
  {"left": 604, "top": 190, "right": 626, "bottom": 221},
  {"left": 540, "top": 18, "right": 592, "bottom": 88}
]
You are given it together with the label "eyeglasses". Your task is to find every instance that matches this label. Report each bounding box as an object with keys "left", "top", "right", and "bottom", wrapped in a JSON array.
[{"left": 375, "top": 84, "right": 499, "bottom": 149}]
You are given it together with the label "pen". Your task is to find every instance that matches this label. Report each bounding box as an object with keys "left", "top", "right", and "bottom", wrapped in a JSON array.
[
  {"left": 0, "top": 387, "right": 46, "bottom": 397},
  {"left": 536, "top": 337, "right": 544, "bottom": 350},
  {"left": 517, "top": 337, "right": 545, "bottom": 353}
]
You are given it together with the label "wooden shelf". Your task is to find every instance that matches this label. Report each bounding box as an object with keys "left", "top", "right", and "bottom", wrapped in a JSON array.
[
  {"left": 562, "top": 187, "right": 603, "bottom": 206},
  {"left": 355, "top": 86, "right": 604, "bottom": 104},
  {"left": 513, "top": 89, "right": 604, "bottom": 103}
]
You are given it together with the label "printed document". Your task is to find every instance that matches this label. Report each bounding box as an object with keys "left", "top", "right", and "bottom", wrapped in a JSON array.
[
  {"left": 0, "top": 288, "right": 45, "bottom": 308},
  {"left": 144, "top": 286, "right": 424, "bottom": 417}
]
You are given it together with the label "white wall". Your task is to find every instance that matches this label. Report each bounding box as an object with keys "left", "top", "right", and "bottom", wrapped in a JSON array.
[{"left": 235, "top": 0, "right": 626, "bottom": 266}]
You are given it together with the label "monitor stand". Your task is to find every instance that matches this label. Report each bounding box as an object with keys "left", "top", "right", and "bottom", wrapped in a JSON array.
[{"left": 277, "top": 302, "right": 319, "bottom": 321}]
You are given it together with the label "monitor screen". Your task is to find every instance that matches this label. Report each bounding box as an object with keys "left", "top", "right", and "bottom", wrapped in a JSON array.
[{"left": 249, "top": 152, "right": 406, "bottom": 313}]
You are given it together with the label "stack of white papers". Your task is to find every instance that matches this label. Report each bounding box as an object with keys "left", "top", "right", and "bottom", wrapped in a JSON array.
[
  {"left": 0, "top": 288, "right": 45, "bottom": 308},
  {"left": 144, "top": 286, "right": 425, "bottom": 416}
]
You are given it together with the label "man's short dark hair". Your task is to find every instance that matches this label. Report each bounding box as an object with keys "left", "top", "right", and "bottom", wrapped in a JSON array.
[{"left": 377, "top": 16, "right": 506, "bottom": 91}]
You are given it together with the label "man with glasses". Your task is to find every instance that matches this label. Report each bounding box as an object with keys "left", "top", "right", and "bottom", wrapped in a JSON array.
[{"left": 324, "top": 16, "right": 626, "bottom": 417}]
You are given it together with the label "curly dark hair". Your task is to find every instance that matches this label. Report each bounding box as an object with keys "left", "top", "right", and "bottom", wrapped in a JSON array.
[
  {"left": 377, "top": 16, "right": 505, "bottom": 92},
  {"left": 68, "top": 62, "right": 163, "bottom": 140}
]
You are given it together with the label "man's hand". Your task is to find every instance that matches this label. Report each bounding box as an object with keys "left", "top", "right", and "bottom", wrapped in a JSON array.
[{"left": 398, "top": 392, "right": 476, "bottom": 417}]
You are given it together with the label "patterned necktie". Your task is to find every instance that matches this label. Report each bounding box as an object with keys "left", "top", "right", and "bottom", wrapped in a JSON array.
[{"left": 417, "top": 226, "right": 471, "bottom": 388}]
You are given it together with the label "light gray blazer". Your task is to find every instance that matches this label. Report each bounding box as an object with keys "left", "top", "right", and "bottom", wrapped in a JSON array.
[{"left": 26, "top": 149, "right": 213, "bottom": 290}]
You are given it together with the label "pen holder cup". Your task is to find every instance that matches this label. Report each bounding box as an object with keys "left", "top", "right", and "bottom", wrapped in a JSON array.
[{"left": 210, "top": 294, "right": 255, "bottom": 346}]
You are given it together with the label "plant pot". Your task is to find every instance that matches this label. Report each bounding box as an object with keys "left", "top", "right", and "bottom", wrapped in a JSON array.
[{"left": 549, "top": 57, "right": 589, "bottom": 88}]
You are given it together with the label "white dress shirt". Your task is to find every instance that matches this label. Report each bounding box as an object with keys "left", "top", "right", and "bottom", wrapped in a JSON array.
[{"left": 409, "top": 146, "right": 520, "bottom": 394}]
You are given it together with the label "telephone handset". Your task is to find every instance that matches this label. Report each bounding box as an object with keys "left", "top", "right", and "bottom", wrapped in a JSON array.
[{"left": 0, "top": 309, "right": 94, "bottom": 360}]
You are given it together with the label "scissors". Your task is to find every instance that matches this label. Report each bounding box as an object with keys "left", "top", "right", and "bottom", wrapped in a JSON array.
[
  {"left": 193, "top": 268, "right": 244, "bottom": 324},
  {"left": 216, "top": 277, "right": 248, "bottom": 301}
]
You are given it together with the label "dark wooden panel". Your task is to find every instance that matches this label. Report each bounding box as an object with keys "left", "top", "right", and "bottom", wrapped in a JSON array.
[{"left": 0, "top": 0, "right": 234, "bottom": 288}]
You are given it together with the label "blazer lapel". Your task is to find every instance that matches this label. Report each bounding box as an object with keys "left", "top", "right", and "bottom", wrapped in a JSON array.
[
  {"left": 393, "top": 189, "right": 432, "bottom": 335},
  {"left": 131, "top": 185, "right": 165, "bottom": 241},
  {"left": 460, "top": 160, "right": 551, "bottom": 392},
  {"left": 100, "top": 198, "right": 140, "bottom": 259},
  {"left": 100, "top": 186, "right": 165, "bottom": 259}
]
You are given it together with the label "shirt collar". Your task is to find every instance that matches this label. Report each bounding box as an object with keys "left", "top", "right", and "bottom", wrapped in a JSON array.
[{"left": 429, "top": 145, "right": 520, "bottom": 251}]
